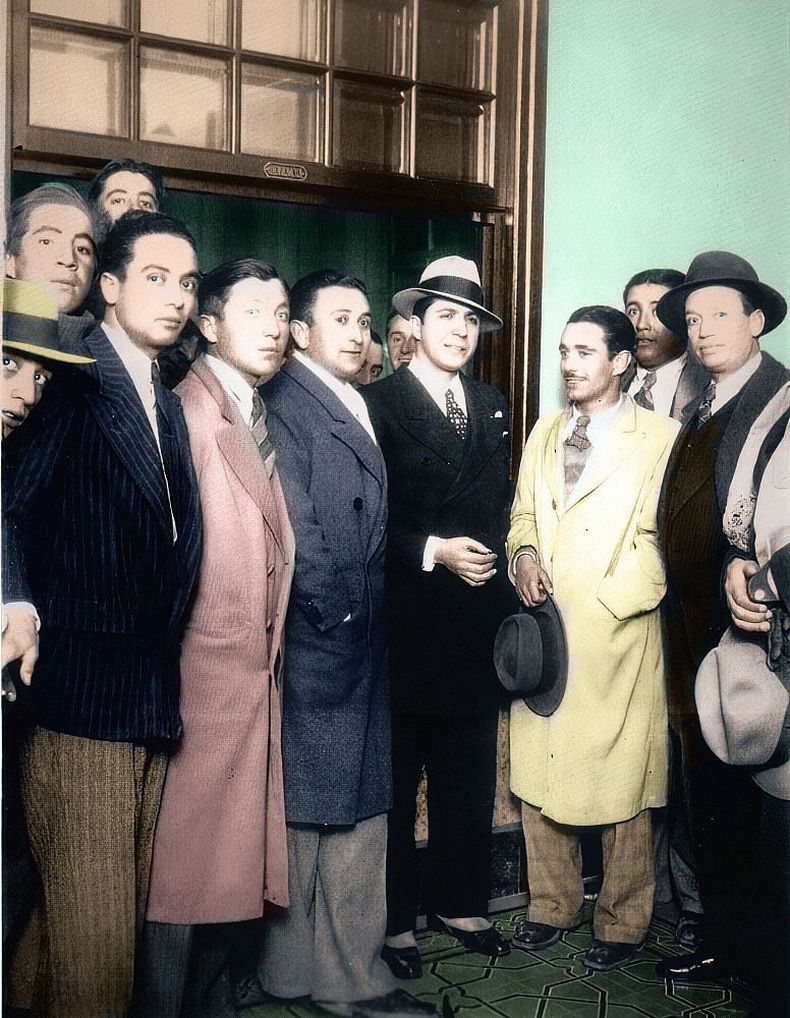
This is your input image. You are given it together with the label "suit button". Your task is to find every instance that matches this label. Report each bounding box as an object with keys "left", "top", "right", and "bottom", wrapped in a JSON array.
[
  {"left": 353, "top": 497, "right": 363, "bottom": 510},
  {"left": 267, "top": 563, "right": 275, "bottom": 576},
  {"left": 552, "top": 499, "right": 557, "bottom": 511}
]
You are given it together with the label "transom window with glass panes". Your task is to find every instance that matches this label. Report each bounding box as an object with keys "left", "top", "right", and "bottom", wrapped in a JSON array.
[{"left": 25, "top": 0, "right": 498, "bottom": 185}]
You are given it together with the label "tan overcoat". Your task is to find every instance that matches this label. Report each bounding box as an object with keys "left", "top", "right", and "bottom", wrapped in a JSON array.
[
  {"left": 147, "top": 356, "right": 294, "bottom": 923},
  {"left": 507, "top": 398, "right": 678, "bottom": 825}
]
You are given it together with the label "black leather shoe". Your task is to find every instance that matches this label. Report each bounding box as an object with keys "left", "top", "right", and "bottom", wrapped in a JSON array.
[
  {"left": 512, "top": 918, "right": 564, "bottom": 950},
  {"left": 584, "top": 938, "right": 644, "bottom": 972},
  {"left": 675, "top": 910, "right": 704, "bottom": 951},
  {"left": 381, "top": 944, "right": 423, "bottom": 980},
  {"left": 426, "top": 915, "right": 510, "bottom": 957},
  {"left": 655, "top": 950, "right": 727, "bottom": 983},
  {"left": 234, "top": 974, "right": 309, "bottom": 1010}
]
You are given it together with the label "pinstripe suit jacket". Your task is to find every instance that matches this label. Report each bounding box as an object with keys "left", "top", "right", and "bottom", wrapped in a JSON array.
[{"left": 2, "top": 325, "right": 201, "bottom": 743}]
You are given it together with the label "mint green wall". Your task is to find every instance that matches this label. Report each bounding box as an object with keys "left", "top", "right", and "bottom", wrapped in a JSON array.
[{"left": 539, "top": 0, "right": 790, "bottom": 411}]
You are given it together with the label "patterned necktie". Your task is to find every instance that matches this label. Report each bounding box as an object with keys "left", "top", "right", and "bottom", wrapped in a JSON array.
[
  {"left": 445, "top": 388, "right": 468, "bottom": 440},
  {"left": 695, "top": 381, "right": 716, "bottom": 428},
  {"left": 251, "top": 388, "right": 276, "bottom": 477},
  {"left": 633, "top": 370, "right": 657, "bottom": 411},
  {"left": 564, "top": 414, "right": 591, "bottom": 496}
]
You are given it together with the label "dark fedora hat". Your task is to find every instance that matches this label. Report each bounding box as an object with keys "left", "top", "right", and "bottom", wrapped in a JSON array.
[
  {"left": 493, "top": 596, "right": 568, "bottom": 717},
  {"left": 655, "top": 250, "right": 787, "bottom": 338},
  {"left": 392, "top": 255, "right": 503, "bottom": 333}
]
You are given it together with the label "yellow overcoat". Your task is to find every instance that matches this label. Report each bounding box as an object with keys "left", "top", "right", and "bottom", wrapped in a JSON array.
[{"left": 507, "top": 397, "right": 679, "bottom": 825}]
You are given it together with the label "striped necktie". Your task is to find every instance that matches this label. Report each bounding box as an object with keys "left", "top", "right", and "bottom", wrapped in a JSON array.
[
  {"left": 251, "top": 388, "right": 276, "bottom": 477},
  {"left": 695, "top": 381, "right": 716, "bottom": 429},
  {"left": 633, "top": 370, "right": 657, "bottom": 410}
]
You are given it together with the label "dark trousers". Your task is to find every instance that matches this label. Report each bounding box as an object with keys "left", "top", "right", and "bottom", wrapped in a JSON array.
[
  {"left": 653, "top": 728, "right": 703, "bottom": 915},
  {"left": 386, "top": 710, "right": 498, "bottom": 936},
  {"left": 756, "top": 789, "right": 790, "bottom": 1016},
  {"left": 134, "top": 919, "right": 263, "bottom": 1018},
  {"left": 686, "top": 738, "right": 762, "bottom": 981}
]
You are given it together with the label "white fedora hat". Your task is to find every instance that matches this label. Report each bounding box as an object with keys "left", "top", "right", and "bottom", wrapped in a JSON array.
[{"left": 392, "top": 255, "right": 503, "bottom": 333}]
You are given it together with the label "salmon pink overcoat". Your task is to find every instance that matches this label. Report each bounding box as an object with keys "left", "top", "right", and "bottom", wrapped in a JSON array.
[
  {"left": 147, "top": 355, "right": 294, "bottom": 923},
  {"left": 507, "top": 398, "right": 678, "bottom": 826}
]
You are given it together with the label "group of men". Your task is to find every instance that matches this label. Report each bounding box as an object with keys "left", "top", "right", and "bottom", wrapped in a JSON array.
[{"left": 0, "top": 161, "right": 787, "bottom": 1018}]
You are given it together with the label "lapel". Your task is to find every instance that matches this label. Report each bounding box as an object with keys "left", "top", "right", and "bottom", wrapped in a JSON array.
[
  {"left": 716, "top": 353, "right": 790, "bottom": 509},
  {"left": 392, "top": 366, "right": 465, "bottom": 470},
  {"left": 445, "top": 375, "right": 507, "bottom": 502},
  {"left": 82, "top": 326, "right": 172, "bottom": 538},
  {"left": 671, "top": 356, "right": 710, "bottom": 423},
  {"left": 192, "top": 357, "right": 285, "bottom": 554},
  {"left": 564, "top": 399, "right": 646, "bottom": 511},
  {"left": 284, "top": 358, "right": 385, "bottom": 490}
]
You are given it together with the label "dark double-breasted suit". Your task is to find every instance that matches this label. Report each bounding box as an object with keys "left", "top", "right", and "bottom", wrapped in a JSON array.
[
  {"left": 261, "top": 356, "right": 391, "bottom": 827},
  {"left": 363, "top": 365, "right": 517, "bottom": 931},
  {"left": 659, "top": 350, "right": 790, "bottom": 980},
  {"left": 2, "top": 324, "right": 201, "bottom": 1015}
]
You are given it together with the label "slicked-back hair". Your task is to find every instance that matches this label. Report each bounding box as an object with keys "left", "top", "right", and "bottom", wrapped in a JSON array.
[
  {"left": 567, "top": 305, "right": 636, "bottom": 357},
  {"left": 99, "top": 210, "right": 197, "bottom": 281},
  {"left": 6, "top": 184, "right": 93, "bottom": 256},
  {"left": 198, "top": 258, "right": 287, "bottom": 318},
  {"left": 369, "top": 330, "right": 383, "bottom": 347},
  {"left": 87, "top": 159, "right": 166, "bottom": 209},
  {"left": 289, "top": 269, "right": 367, "bottom": 326},
  {"left": 622, "top": 268, "right": 685, "bottom": 307}
]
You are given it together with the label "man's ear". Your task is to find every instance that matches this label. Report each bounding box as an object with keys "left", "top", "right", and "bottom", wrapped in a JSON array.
[
  {"left": 290, "top": 319, "right": 309, "bottom": 351},
  {"left": 5, "top": 252, "right": 17, "bottom": 278},
  {"left": 611, "top": 348, "right": 631, "bottom": 379},
  {"left": 99, "top": 271, "right": 120, "bottom": 307},
  {"left": 749, "top": 308, "right": 765, "bottom": 339},
  {"left": 410, "top": 315, "right": 422, "bottom": 341},
  {"left": 198, "top": 314, "right": 218, "bottom": 345}
]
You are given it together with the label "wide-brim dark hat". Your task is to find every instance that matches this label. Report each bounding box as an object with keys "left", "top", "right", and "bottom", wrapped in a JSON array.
[
  {"left": 655, "top": 250, "right": 787, "bottom": 338},
  {"left": 2, "top": 277, "right": 94, "bottom": 365},
  {"left": 493, "top": 596, "right": 568, "bottom": 717},
  {"left": 392, "top": 255, "right": 503, "bottom": 333}
]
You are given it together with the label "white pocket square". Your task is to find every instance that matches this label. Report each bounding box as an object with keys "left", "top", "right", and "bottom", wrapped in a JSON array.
[{"left": 493, "top": 410, "right": 504, "bottom": 418}]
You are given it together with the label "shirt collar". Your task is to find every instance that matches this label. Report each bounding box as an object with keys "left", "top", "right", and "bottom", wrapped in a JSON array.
[
  {"left": 714, "top": 351, "right": 762, "bottom": 409},
  {"left": 634, "top": 351, "right": 687, "bottom": 381},
  {"left": 204, "top": 353, "right": 255, "bottom": 423},
  {"left": 293, "top": 349, "right": 356, "bottom": 403},
  {"left": 101, "top": 321, "right": 156, "bottom": 403},
  {"left": 408, "top": 355, "right": 464, "bottom": 402},
  {"left": 570, "top": 393, "right": 624, "bottom": 423}
]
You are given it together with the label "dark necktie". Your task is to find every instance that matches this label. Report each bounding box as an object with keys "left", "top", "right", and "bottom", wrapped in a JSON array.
[
  {"left": 151, "top": 361, "right": 177, "bottom": 541},
  {"left": 251, "top": 388, "right": 276, "bottom": 477},
  {"left": 564, "top": 414, "right": 591, "bottom": 496},
  {"left": 633, "top": 370, "right": 657, "bottom": 411},
  {"left": 696, "top": 381, "right": 716, "bottom": 428},
  {"left": 445, "top": 388, "right": 467, "bottom": 440}
]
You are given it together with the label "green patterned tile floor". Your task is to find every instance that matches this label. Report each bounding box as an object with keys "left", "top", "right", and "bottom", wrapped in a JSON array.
[{"left": 245, "top": 903, "right": 754, "bottom": 1018}]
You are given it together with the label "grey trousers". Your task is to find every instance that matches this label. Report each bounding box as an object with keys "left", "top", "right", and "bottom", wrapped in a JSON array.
[
  {"left": 653, "top": 728, "right": 704, "bottom": 915},
  {"left": 257, "top": 814, "right": 395, "bottom": 1004}
]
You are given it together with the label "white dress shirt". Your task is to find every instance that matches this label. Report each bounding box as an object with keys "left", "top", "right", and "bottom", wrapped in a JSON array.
[
  {"left": 627, "top": 353, "right": 687, "bottom": 417},
  {"left": 205, "top": 353, "right": 256, "bottom": 427},
  {"left": 711, "top": 351, "right": 762, "bottom": 415},
  {"left": 293, "top": 351, "right": 377, "bottom": 444}
]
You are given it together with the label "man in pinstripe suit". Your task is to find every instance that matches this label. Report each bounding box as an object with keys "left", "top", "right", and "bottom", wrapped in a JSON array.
[{"left": 2, "top": 210, "right": 202, "bottom": 1018}]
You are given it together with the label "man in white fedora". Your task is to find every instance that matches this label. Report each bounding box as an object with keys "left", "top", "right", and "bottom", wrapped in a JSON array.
[{"left": 363, "top": 256, "right": 517, "bottom": 977}]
